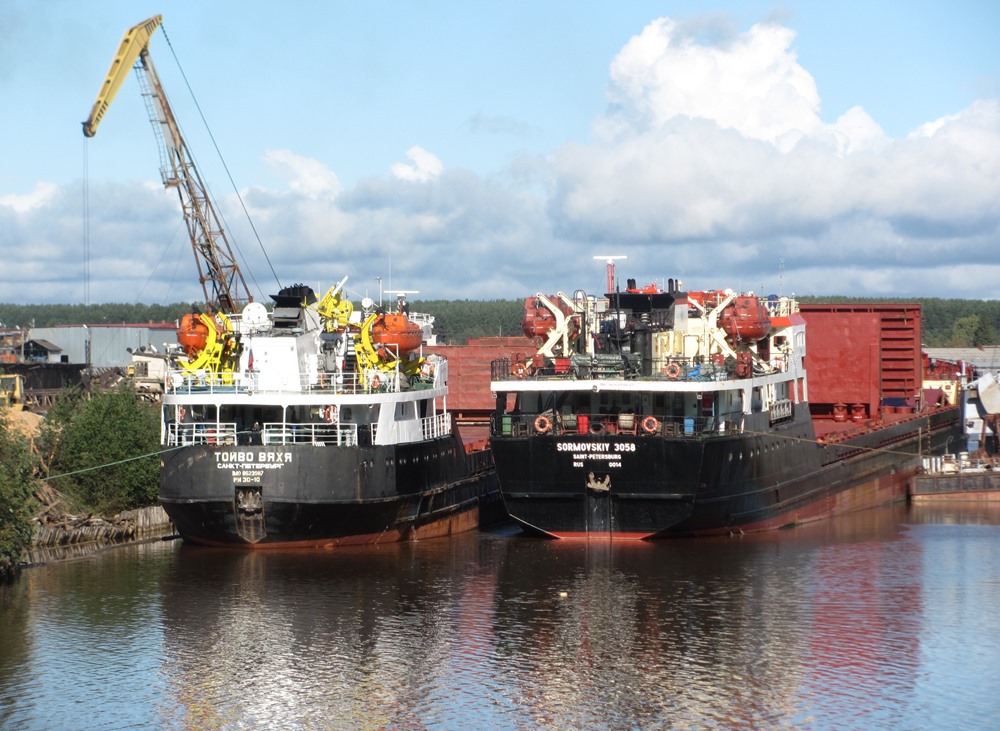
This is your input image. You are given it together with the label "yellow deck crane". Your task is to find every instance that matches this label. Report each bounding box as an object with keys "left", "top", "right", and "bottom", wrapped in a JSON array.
[{"left": 82, "top": 15, "right": 251, "bottom": 315}]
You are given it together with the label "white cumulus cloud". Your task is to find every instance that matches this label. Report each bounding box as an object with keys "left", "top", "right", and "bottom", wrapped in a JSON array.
[
  {"left": 547, "top": 16, "right": 1000, "bottom": 299},
  {"left": 390, "top": 146, "right": 444, "bottom": 183},
  {"left": 263, "top": 149, "right": 341, "bottom": 198},
  {"left": 599, "top": 19, "right": 822, "bottom": 145},
  {"left": 0, "top": 182, "right": 59, "bottom": 213}
]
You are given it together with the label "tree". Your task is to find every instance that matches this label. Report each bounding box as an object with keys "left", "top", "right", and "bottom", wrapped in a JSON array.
[
  {"left": 950, "top": 315, "right": 992, "bottom": 347},
  {"left": 43, "top": 385, "right": 161, "bottom": 513},
  {"left": 0, "top": 411, "right": 39, "bottom": 581}
]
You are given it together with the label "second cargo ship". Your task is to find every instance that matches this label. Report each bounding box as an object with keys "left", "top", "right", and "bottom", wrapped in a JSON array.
[{"left": 489, "top": 263, "right": 963, "bottom": 538}]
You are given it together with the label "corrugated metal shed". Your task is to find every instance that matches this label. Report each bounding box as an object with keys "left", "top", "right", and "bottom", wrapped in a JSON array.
[
  {"left": 923, "top": 346, "right": 1000, "bottom": 375},
  {"left": 28, "top": 324, "right": 177, "bottom": 368}
]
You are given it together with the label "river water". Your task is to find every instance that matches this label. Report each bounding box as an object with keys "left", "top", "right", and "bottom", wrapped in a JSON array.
[{"left": 2, "top": 503, "right": 999, "bottom": 731}]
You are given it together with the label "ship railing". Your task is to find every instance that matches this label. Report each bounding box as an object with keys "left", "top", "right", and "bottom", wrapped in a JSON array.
[
  {"left": 262, "top": 422, "right": 359, "bottom": 446},
  {"left": 491, "top": 355, "right": 771, "bottom": 382},
  {"left": 303, "top": 371, "right": 363, "bottom": 394},
  {"left": 166, "top": 422, "right": 239, "bottom": 446},
  {"left": 421, "top": 413, "right": 453, "bottom": 440},
  {"left": 496, "top": 410, "right": 744, "bottom": 438},
  {"left": 164, "top": 421, "right": 360, "bottom": 446},
  {"left": 165, "top": 368, "right": 408, "bottom": 396},
  {"left": 306, "top": 370, "right": 402, "bottom": 394},
  {"left": 166, "top": 369, "right": 242, "bottom": 395}
]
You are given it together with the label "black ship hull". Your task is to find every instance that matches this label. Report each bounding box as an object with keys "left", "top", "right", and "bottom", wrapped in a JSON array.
[
  {"left": 491, "top": 404, "right": 963, "bottom": 538},
  {"left": 160, "top": 432, "right": 502, "bottom": 547}
]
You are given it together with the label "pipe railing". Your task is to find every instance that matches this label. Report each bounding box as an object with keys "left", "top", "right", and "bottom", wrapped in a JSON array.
[{"left": 494, "top": 410, "right": 744, "bottom": 438}]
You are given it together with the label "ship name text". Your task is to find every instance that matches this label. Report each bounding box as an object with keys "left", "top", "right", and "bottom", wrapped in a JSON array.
[
  {"left": 557, "top": 442, "right": 635, "bottom": 453},
  {"left": 214, "top": 451, "right": 293, "bottom": 465}
]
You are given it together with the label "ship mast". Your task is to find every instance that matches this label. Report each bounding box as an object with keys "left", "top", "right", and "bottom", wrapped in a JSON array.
[{"left": 594, "top": 255, "right": 626, "bottom": 293}]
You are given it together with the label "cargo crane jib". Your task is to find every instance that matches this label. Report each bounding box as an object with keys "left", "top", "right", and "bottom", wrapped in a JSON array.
[{"left": 82, "top": 15, "right": 251, "bottom": 315}]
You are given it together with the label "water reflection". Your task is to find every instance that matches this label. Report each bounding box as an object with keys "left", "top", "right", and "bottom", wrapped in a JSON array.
[
  {"left": 488, "top": 508, "right": 916, "bottom": 730},
  {"left": 0, "top": 544, "right": 172, "bottom": 731},
  {"left": 157, "top": 537, "right": 509, "bottom": 730},
  {"left": 2, "top": 507, "right": 999, "bottom": 730}
]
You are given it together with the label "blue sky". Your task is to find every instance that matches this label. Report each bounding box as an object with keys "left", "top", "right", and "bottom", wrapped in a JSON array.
[{"left": 1, "top": 0, "right": 998, "bottom": 307}]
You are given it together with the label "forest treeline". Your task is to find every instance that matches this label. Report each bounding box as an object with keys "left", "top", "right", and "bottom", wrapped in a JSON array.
[{"left": 1, "top": 296, "right": 998, "bottom": 347}]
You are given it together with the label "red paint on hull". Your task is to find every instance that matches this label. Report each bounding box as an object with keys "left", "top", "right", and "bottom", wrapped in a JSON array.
[{"left": 181, "top": 506, "right": 481, "bottom": 549}]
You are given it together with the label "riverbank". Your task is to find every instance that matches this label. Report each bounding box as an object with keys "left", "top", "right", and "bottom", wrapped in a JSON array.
[
  {"left": 24, "top": 496, "right": 176, "bottom": 566},
  {"left": 4, "top": 409, "right": 176, "bottom": 573}
]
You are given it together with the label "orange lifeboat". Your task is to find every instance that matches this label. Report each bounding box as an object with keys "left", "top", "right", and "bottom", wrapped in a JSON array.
[
  {"left": 719, "top": 296, "right": 771, "bottom": 342},
  {"left": 177, "top": 313, "right": 209, "bottom": 358},
  {"left": 625, "top": 282, "right": 660, "bottom": 294},
  {"left": 521, "top": 296, "right": 555, "bottom": 339},
  {"left": 521, "top": 295, "right": 577, "bottom": 341},
  {"left": 369, "top": 313, "right": 423, "bottom": 360}
]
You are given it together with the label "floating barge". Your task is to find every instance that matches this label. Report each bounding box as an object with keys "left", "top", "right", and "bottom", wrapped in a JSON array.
[{"left": 910, "top": 454, "right": 1000, "bottom": 501}]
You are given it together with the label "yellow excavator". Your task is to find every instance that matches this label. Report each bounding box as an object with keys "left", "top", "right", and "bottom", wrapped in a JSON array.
[{"left": 0, "top": 373, "right": 27, "bottom": 411}]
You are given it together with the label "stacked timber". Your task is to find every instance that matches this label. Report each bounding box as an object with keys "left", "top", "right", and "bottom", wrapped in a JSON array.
[{"left": 25, "top": 484, "right": 175, "bottom": 564}]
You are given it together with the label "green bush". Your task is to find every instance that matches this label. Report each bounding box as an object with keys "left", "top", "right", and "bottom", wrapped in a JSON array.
[
  {"left": 0, "top": 411, "right": 39, "bottom": 580},
  {"left": 44, "top": 385, "right": 160, "bottom": 514}
]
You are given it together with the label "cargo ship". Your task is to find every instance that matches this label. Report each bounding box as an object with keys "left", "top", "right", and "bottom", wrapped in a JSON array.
[
  {"left": 159, "top": 280, "right": 502, "bottom": 547},
  {"left": 488, "top": 263, "right": 963, "bottom": 538},
  {"left": 81, "top": 16, "right": 502, "bottom": 548}
]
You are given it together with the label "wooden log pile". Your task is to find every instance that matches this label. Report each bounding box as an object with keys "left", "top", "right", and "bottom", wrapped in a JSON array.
[{"left": 30, "top": 483, "right": 174, "bottom": 549}]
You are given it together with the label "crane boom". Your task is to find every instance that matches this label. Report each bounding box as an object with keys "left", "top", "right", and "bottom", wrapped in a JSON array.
[
  {"left": 82, "top": 15, "right": 251, "bottom": 314},
  {"left": 82, "top": 15, "right": 162, "bottom": 138}
]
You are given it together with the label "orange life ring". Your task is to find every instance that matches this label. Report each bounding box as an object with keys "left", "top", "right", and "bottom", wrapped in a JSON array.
[
  {"left": 177, "top": 406, "right": 186, "bottom": 422},
  {"left": 664, "top": 362, "right": 682, "bottom": 379},
  {"left": 534, "top": 415, "right": 552, "bottom": 433},
  {"left": 641, "top": 416, "right": 659, "bottom": 434},
  {"left": 323, "top": 405, "right": 338, "bottom": 423},
  {"left": 371, "top": 375, "right": 381, "bottom": 390},
  {"left": 513, "top": 362, "right": 527, "bottom": 378}
]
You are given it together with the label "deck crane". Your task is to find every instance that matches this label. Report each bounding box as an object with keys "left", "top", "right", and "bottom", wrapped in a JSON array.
[{"left": 82, "top": 15, "right": 251, "bottom": 315}]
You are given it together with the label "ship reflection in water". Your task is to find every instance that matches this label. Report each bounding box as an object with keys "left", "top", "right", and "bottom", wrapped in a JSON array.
[{"left": 2, "top": 505, "right": 1000, "bottom": 730}]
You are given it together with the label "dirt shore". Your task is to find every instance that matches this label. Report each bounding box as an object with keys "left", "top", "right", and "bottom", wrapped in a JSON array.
[{"left": 4, "top": 408, "right": 43, "bottom": 438}]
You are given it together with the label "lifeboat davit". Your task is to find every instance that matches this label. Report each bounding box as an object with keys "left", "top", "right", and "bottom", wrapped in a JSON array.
[
  {"left": 688, "top": 290, "right": 726, "bottom": 310},
  {"left": 177, "top": 313, "right": 209, "bottom": 358},
  {"left": 369, "top": 313, "right": 423, "bottom": 360},
  {"left": 719, "top": 296, "right": 771, "bottom": 342}
]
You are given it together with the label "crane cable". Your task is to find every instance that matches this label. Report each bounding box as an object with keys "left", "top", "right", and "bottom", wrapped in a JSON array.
[
  {"left": 160, "top": 23, "right": 282, "bottom": 297},
  {"left": 82, "top": 141, "right": 90, "bottom": 306}
]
